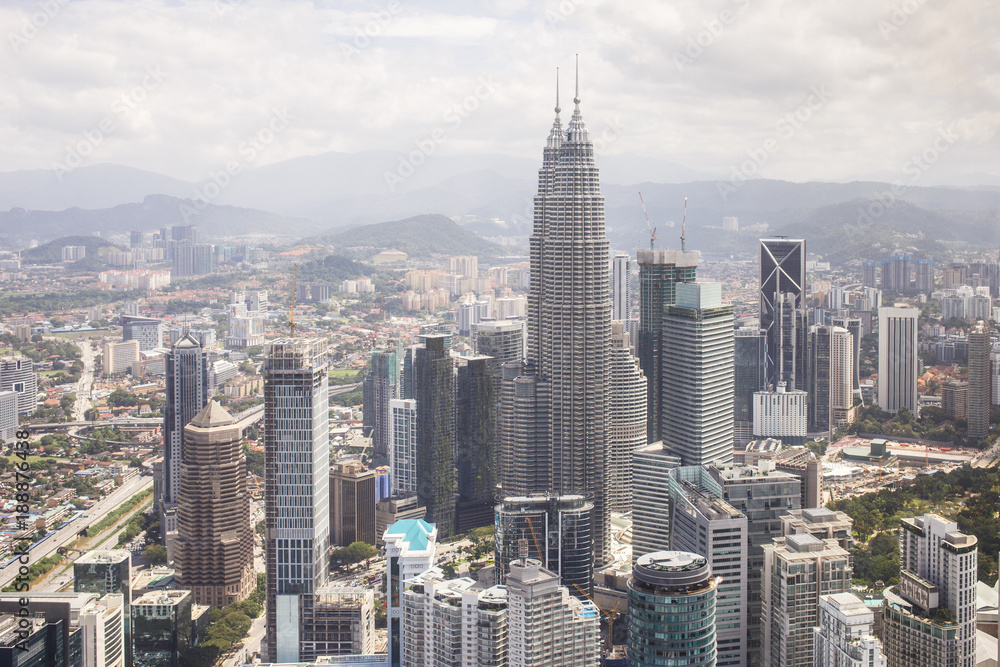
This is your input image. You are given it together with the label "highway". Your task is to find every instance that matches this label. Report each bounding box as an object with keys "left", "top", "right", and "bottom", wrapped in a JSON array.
[
  {"left": 71, "top": 339, "right": 96, "bottom": 422},
  {"left": 0, "top": 475, "right": 153, "bottom": 590}
]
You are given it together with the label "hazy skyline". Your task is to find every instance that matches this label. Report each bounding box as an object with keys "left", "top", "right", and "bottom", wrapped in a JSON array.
[{"left": 2, "top": 0, "right": 998, "bottom": 186}]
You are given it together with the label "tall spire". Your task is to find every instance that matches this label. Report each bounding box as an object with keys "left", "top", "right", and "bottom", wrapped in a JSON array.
[
  {"left": 566, "top": 53, "right": 589, "bottom": 145},
  {"left": 546, "top": 66, "right": 564, "bottom": 150},
  {"left": 574, "top": 53, "right": 580, "bottom": 108},
  {"left": 555, "top": 66, "right": 561, "bottom": 116}
]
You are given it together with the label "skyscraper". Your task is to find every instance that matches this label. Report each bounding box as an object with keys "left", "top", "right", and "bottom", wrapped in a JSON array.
[
  {"left": 813, "top": 593, "right": 886, "bottom": 667},
  {"left": 831, "top": 316, "right": 862, "bottom": 397},
  {"left": 636, "top": 247, "right": 698, "bottom": 443},
  {"left": 631, "top": 442, "right": 682, "bottom": 561},
  {"left": 121, "top": 314, "right": 163, "bottom": 350},
  {"left": 760, "top": 238, "right": 807, "bottom": 390},
  {"left": 0, "top": 356, "right": 37, "bottom": 415},
  {"left": 607, "top": 321, "right": 646, "bottom": 512},
  {"left": 414, "top": 334, "right": 456, "bottom": 537},
  {"left": 161, "top": 335, "right": 208, "bottom": 542},
  {"left": 878, "top": 307, "right": 918, "bottom": 415},
  {"left": 362, "top": 347, "right": 401, "bottom": 460},
  {"left": 627, "top": 551, "right": 719, "bottom": 667},
  {"left": 807, "top": 325, "right": 854, "bottom": 432},
  {"left": 521, "top": 67, "right": 612, "bottom": 563},
  {"left": 388, "top": 398, "right": 418, "bottom": 496},
  {"left": 611, "top": 253, "right": 631, "bottom": 320},
  {"left": 455, "top": 354, "right": 498, "bottom": 532},
  {"left": 914, "top": 258, "right": 935, "bottom": 294},
  {"left": 175, "top": 401, "right": 254, "bottom": 607},
  {"left": 881, "top": 514, "right": 977, "bottom": 667},
  {"left": 968, "top": 320, "right": 991, "bottom": 440},
  {"left": 74, "top": 550, "right": 132, "bottom": 667},
  {"left": 734, "top": 328, "right": 767, "bottom": 447},
  {"left": 661, "top": 282, "right": 734, "bottom": 467},
  {"left": 263, "top": 338, "right": 331, "bottom": 663}
]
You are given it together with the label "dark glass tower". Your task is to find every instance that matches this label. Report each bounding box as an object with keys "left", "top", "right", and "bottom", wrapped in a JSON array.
[
  {"left": 759, "top": 238, "right": 807, "bottom": 391},
  {"left": 734, "top": 328, "right": 767, "bottom": 446},
  {"left": 362, "top": 346, "right": 401, "bottom": 461},
  {"left": 414, "top": 334, "right": 456, "bottom": 537},
  {"left": 455, "top": 354, "right": 498, "bottom": 532}
]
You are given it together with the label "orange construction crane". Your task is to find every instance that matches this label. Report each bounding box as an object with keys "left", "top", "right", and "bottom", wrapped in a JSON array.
[
  {"left": 680, "top": 197, "right": 688, "bottom": 252},
  {"left": 571, "top": 583, "right": 620, "bottom": 650},
  {"left": 638, "top": 192, "right": 657, "bottom": 250},
  {"left": 524, "top": 517, "right": 544, "bottom": 567},
  {"left": 289, "top": 263, "right": 297, "bottom": 338}
]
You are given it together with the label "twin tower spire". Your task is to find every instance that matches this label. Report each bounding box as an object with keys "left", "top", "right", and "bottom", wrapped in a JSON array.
[{"left": 548, "top": 54, "right": 588, "bottom": 148}]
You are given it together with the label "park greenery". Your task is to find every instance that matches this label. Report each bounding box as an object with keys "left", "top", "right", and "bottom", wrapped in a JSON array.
[
  {"left": 179, "top": 573, "right": 266, "bottom": 667},
  {"left": 845, "top": 404, "right": 1000, "bottom": 448},
  {"left": 331, "top": 541, "right": 377, "bottom": 571},
  {"left": 84, "top": 488, "right": 153, "bottom": 537},
  {"left": 1, "top": 554, "right": 63, "bottom": 592}
]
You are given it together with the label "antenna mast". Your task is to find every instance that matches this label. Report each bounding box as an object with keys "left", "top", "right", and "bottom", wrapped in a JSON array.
[
  {"left": 290, "top": 263, "right": 297, "bottom": 338},
  {"left": 638, "top": 192, "right": 656, "bottom": 250},
  {"left": 681, "top": 197, "right": 688, "bottom": 252}
]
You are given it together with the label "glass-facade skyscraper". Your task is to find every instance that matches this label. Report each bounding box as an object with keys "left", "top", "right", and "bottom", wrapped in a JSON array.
[{"left": 760, "top": 238, "right": 807, "bottom": 391}]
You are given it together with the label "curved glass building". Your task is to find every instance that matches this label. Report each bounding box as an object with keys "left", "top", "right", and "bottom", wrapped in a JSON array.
[{"left": 628, "top": 551, "right": 718, "bottom": 667}]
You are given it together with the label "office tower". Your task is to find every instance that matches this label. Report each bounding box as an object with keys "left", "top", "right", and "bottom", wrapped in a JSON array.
[
  {"left": 474, "top": 319, "right": 526, "bottom": 368},
  {"left": 878, "top": 307, "right": 918, "bottom": 414},
  {"left": 329, "top": 460, "right": 376, "bottom": 547},
  {"left": 0, "top": 391, "right": 16, "bottom": 443},
  {"left": 174, "top": 401, "right": 254, "bottom": 607},
  {"left": 881, "top": 254, "right": 911, "bottom": 293},
  {"left": 263, "top": 338, "right": 331, "bottom": 663},
  {"left": 173, "top": 242, "right": 214, "bottom": 276},
  {"left": 661, "top": 282, "right": 734, "bottom": 467},
  {"left": 161, "top": 335, "right": 208, "bottom": 541},
  {"left": 968, "top": 320, "right": 991, "bottom": 440},
  {"left": 631, "top": 442, "right": 682, "bottom": 562},
  {"left": 914, "top": 258, "right": 935, "bottom": 294},
  {"left": 455, "top": 355, "right": 498, "bottom": 532},
  {"left": 608, "top": 321, "right": 646, "bottom": 512},
  {"left": 861, "top": 261, "right": 878, "bottom": 288},
  {"left": 384, "top": 519, "right": 437, "bottom": 667},
  {"left": 831, "top": 316, "right": 862, "bottom": 396},
  {"left": 133, "top": 590, "right": 192, "bottom": 667},
  {"left": 300, "top": 586, "right": 375, "bottom": 659},
  {"left": 807, "top": 325, "right": 854, "bottom": 432},
  {"left": 130, "top": 230, "right": 144, "bottom": 248},
  {"left": 762, "top": 534, "right": 852, "bottom": 667},
  {"left": 753, "top": 383, "right": 808, "bottom": 444},
  {"left": 524, "top": 77, "right": 613, "bottom": 564},
  {"left": 627, "top": 551, "right": 718, "bottom": 667},
  {"left": 121, "top": 314, "right": 163, "bottom": 350},
  {"left": 362, "top": 347, "right": 401, "bottom": 460},
  {"left": 401, "top": 575, "right": 507, "bottom": 667},
  {"left": 734, "top": 328, "right": 767, "bottom": 446},
  {"left": 74, "top": 551, "right": 132, "bottom": 667},
  {"left": 611, "top": 253, "right": 631, "bottom": 320},
  {"left": 413, "top": 334, "right": 456, "bottom": 537},
  {"left": 882, "top": 515, "right": 978, "bottom": 667},
  {"left": 499, "top": 361, "right": 550, "bottom": 499},
  {"left": 760, "top": 238, "right": 807, "bottom": 391},
  {"left": 669, "top": 483, "right": 747, "bottom": 666},
  {"left": 636, "top": 247, "right": 699, "bottom": 442},
  {"left": 672, "top": 463, "right": 801, "bottom": 667},
  {"left": 388, "top": 399, "right": 417, "bottom": 495},
  {"left": 0, "top": 592, "right": 126, "bottom": 667},
  {"left": 780, "top": 507, "right": 853, "bottom": 550},
  {"left": 813, "top": 593, "right": 886, "bottom": 667},
  {"left": 101, "top": 340, "right": 140, "bottom": 377},
  {"left": 0, "top": 356, "right": 36, "bottom": 416},
  {"left": 494, "top": 494, "right": 593, "bottom": 596},
  {"left": 505, "top": 553, "right": 600, "bottom": 667}
]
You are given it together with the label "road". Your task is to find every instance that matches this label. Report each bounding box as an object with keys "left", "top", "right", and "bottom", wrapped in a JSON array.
[
  {"left": 71, "top": 339, "right": 96, "bottom": 422},
  {"left": 0, "top": 475, "right": 152, "bottom": 590}
]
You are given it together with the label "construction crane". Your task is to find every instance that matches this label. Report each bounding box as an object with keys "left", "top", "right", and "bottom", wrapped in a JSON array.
[
  {"left": 638, "top": 192, "right": 657, "bottom": 249},
  {"left": 680, "top": 197, "right": 688, "bottom": 252},
  {"left": 571, "top": 583, "right": 621, "bottom": 651},
  {"left": 289, "top": 263, "right": 297, "bottom": 338}
]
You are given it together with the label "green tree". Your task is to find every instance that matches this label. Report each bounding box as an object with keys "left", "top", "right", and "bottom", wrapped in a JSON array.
[{"left": 143, "top": 544, "right": 168, "bottom": 565}]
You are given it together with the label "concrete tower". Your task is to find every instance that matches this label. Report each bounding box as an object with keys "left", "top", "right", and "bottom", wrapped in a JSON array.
[
  {"left": 608, "top": 321, "right": 647, "bottom": 513},
  {"left": 968, "top": 320, "right": 991, "bottom": 440},
  {"left": 760, "top": 238, "right": 807, "bottom": 390},
  {"left": 414, "top": 334, "right": 456, "bottom": 537},
  {"left": 807, "top": 325, "right": 854, "bottom": 432},
  {"left": 878, "top": 307, "right": 918, "bottom": 414},
  {"left": 611, "top": 252, "right": 631, "bottom": 320}
]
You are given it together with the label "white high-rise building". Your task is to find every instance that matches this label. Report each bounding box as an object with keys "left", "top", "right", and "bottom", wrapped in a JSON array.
[
  {"left": 384, "top": 519, "right": 437, "bottom": 667},
  {"left": 450, "top": 255, "right": 478, "bottom": 279},
  {"left": 669, "top": 479, "right": 748, "bottom": 666},
  {"left": 878, "top": 306, "right": 919, "bottom": 414},
  {"left": 505, "top": 556, "right": 600, "bottom": 667},
  {"left": 631, "top": 441, "right": 682, "bottom": 562},
  {"left": 611, "top": 253, "right": 631, "bottom": 320},
  {"left": 762, "top": 534, "right": 852, "bottom": 667},
  {"left": 807, "top": 325, "right": 854, "bottom": 431},
  {"left": 813, "top": 593, "right": 886, "bottom": 667},
  {"left": 882, "top": 514, "right": 978, "bottom": 667},
  {"left": 401, "top": 575, "right": 507, "bottom": 667},
  {"left": 607, "top": 321, "right": 646, "bottom": 512},
  {"left": 753, "top": 382, "right": 808, "bottom": 444},
  {"left": 263, "top": 338, "right": 331, "bottom": 663},
  {"left": 389, "top": 399, "right": 418, "bottom": 495},
  {"left": 0, "top": 391, "right": 18, "bottom": 443},
  {"left": 661, "top": 282, "right": 734, "bottom": 466},
  {"left": 0, "top": 356, "right": 37, "bottom": 415}
]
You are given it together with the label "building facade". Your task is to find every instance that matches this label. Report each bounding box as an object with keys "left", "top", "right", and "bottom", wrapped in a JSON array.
[
  {"left": 455, "top": 355, "right": 498, "bottom": 532},
  {"left": 330, "top": 460, "right": 377, "bottom": 547},
  {"left": 760, "top": 238, "right": 807, "bottom": 391},
  {"left": 734, "top": 328, "right": 767, "bottom": 446},
  {"left": 0, "top": 356, "right": 37, "bottom": 416},
  {"left": 878, "top": 307, "right": 919, "bottom": 414},
  {"left": 967, "top": 320, "right": 991, "bottom": 440},
  {"left": 631, "top": 442, "right": 682, "bottom": 562},
  {"left": 388, "top": 399, "right": 417, "bottom": 496},
  {"left": 607, "top": 321, "right": 647, "bottom": 512},
  {"left": 362, "top": 347, "right": 401, "bottom": 461},
  {"left": 414, "top": 334, "right": 456, "bottom": 537},
  {"left": 813, "top": 593, "right": 886, "bottom": 667}
]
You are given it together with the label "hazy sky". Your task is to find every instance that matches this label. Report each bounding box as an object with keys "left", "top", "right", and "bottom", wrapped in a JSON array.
[{"left": 2, "top": 0, "right": 998, "bottom": 183}]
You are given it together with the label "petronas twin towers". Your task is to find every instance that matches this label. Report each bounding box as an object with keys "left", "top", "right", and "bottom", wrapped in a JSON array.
[{"left": 505, "top": 64, "right": 612, "bottom": 564}]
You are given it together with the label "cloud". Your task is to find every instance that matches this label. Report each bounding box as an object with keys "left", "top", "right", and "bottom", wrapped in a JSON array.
[{"left": 0, "top": 0, "right": 997, "bottom": 184}]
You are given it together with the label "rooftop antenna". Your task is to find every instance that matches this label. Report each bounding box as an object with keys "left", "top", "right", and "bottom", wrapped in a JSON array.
[
  {"left": 638, "top": 192, "right": 657, "bottom": 250},
  {"left": 555, "top": 67, "right": 560, "bottom": 115},
  {"left": 681, "top": 197, "right": 688, "bottom": 252},
  {"left": 289, "top": 263, "right": 297, "bottom": 338},
  {"left": 574, "top": 53, "right": 580, "bottom": 107}
]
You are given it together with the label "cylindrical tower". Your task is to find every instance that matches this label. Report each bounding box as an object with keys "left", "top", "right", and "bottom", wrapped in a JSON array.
[{"left": 628, "top": 551, "right": 718, "bottom": 667}]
